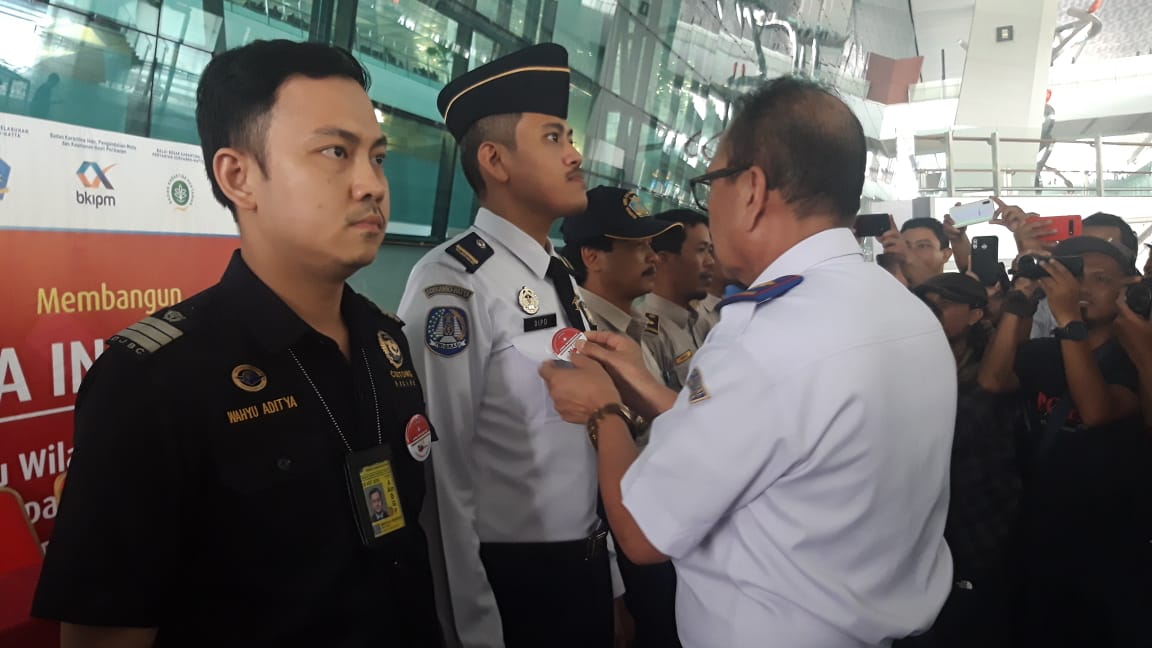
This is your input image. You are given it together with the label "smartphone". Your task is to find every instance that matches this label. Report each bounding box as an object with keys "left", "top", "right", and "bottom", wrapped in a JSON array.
[
  {"left": 949, "top": 199, "right": 996, "bottom": 227},
  {"left": 1026, "top": 215, "right": 1082, "bottom": 243},
  {"left": 1126, "top": 279, "right": 1152, "bottom": 318},
  {"left": 854, "top": 213, "right": 891, "bottom": 238},
  {"left": 970, "top": 236, "right": 1000, "bottom": 286},
  {"left": 1016, "top": 254, "right": 1085, "bottom": 279}
]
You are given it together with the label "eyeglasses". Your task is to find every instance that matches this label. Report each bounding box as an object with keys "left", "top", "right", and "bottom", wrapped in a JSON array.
[{"left": 687, "top": 165, "right": 751, "bottom": 212}]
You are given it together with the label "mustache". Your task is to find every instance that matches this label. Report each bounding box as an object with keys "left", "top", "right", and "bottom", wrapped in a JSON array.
[{"left": 347, "top": 203, "right": 386, "bottom": 227}]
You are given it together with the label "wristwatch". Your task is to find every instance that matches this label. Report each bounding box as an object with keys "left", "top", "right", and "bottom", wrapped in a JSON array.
[
  {"left": 586, "top": 403, "right": 642, "bottom": 450},
  {"left": 1053, "top": 320, "right": 1088, "bottom": 341}
]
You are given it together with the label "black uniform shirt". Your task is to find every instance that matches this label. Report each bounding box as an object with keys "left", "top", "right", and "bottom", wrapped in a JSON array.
[{"left": 32, "top": 251, "right": 442, "bottom": 647}]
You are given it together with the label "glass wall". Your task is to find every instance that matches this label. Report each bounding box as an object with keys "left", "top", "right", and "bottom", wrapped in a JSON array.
[{"left": 0, "top": 0, "right": 765, "bottom": 243}]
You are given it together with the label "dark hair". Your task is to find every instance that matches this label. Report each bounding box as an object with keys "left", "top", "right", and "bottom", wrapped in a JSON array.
[
  {"left": 651, "top": 209, "right": 708, "bottom": 255},
  {"left": 1083, "top": 212, "right": 1137, "bottom": 256},
  {"left": 459, "top": 113, "right": 521, "bottom": 196},
  {"left": 723, "top": 77, "right": 865, "bottom": 225},
  {"left": 901, "top": 217, "right": 949, "bottom": 249},
  {"left": 196, "top": 40, "right": 370, "bottom": 218},
  {"left": 368, "top": 487, "right": 382, "bottom": 498}
]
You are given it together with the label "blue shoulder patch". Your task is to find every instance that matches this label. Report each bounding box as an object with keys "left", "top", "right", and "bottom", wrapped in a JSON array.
[
  {"left": 717, "top": 275, "right": 804, "bottom": 311},
  {"left": 425, "top": 306, "right": 470, "bottom": 357}
]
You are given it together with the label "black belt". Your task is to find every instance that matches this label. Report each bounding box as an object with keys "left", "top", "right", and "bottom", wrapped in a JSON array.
[{"left": 481, "top": 527, "right": 609, "bottom": 563}]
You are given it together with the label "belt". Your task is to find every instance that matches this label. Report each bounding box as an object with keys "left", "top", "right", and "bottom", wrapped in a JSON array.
[{"left": 481, "top": 526, "right": 609, "bottom": 563}]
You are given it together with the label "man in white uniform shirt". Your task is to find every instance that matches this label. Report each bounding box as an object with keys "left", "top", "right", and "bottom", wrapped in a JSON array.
[
  {"left": 540, "top": 77, "right": 955, "bottom": 647},
  {"left": 398, "top": 44, "right": 618, "bottom": 647}
]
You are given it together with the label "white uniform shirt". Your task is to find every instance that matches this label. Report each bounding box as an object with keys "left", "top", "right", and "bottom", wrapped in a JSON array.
[
  {"left": 621, "top": 228, "right": 955, "bottom": 648},
  {"left": 399, "top": 208, "right": 610, "bottom": 648},
  {"left": 578, "top": 287, "right": 663, "bottom": 380}
]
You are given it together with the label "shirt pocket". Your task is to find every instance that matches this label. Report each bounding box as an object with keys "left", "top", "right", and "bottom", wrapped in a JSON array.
[{"left": 491, "top": 329, "right": 565, "bottom": 423}]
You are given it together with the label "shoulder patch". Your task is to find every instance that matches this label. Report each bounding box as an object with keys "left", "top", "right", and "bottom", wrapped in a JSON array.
[
  {"left": 643, "top": 313, "right": 659, "bottom": 335},
  {"left": 446, "top": 233, "right": 494, "bottom": 273},
  {"left": 108, "top": 309, "right": 193, "bottom": 358},
  {"left": 717, "top": 275, "right": 804, "bottom": 311},
  {"left": 425, "top": 306, "right": 470, "bottom": 357},
  {"left": 687, "top": 368, "right": 710, "bottom": 404},
  {"left": 424, "top": 284, "right": 474, "bottom": 300}
]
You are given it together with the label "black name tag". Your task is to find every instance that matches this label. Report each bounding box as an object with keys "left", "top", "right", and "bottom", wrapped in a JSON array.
[{"left": 523, "top": 313, "right": 557, "bottom": 332}]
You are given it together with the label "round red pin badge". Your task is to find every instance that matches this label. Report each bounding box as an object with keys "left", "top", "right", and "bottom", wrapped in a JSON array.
[
  {"left": 405, "top": 414, "right": 432, "bottom": 462},
  {"left": 551, "top": 327, "right": 587, "bottom": 362}
]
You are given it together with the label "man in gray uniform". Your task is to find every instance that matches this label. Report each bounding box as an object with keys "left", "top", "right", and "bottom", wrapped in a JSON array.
[{"left": 641, "top": 209, "right": 715, "bottom": 390}]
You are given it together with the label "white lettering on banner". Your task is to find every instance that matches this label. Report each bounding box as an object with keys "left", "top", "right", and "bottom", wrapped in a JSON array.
[
  {"left": 37, "top": 285, "right": 182, "bottom": 315},
  {"left": 0, "top": 348, "right": 31, "bottom": 404},
  {"left": 18, "top": 441, "right": 72, "bottom": 481},
  {"left": 51, "top": 340, "right": 104, "bottom": 397}
]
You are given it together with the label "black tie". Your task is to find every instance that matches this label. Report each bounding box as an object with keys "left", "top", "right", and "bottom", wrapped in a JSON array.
[{"left": 546, "top": 257, "right": 586, "bottom": 332}]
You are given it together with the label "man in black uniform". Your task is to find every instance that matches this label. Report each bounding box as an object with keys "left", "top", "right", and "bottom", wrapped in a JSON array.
[{"left": 32, "top": 40, "right": 443, "bottom": 647}]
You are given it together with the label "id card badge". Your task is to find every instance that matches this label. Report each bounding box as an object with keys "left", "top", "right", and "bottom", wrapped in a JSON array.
[{"left": 345, "top": 445, "right": 407, "bottom": 547}]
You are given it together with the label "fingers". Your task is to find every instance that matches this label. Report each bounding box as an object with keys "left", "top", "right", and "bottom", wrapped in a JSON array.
[
  {"left": 1042, "top": 257, "right": 1073, "bottom": 282},
  {"left": 584, "top": 330, "right": 630, "bottom": 351}
]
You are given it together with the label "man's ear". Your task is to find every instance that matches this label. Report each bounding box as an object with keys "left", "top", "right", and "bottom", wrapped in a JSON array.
[
  {"left": 739, "top": 165, "right": 769, "bottom": 233},
  {"left": 581, "top": 247, "right": 602, "bottom": 275},
  {"left": 213, "top": 147, "right": 260, "bottom": 213},
  {"left": 477, "top": 141, "right": 511, "bottom": 188},
  {"left": 969, "top": 307, "right": 985, "bottom": 326}
]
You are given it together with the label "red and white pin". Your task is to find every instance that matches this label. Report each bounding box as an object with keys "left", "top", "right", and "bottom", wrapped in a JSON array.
[
  {"left": 405, "top": 414, "right": 433, "bottom": 462},
  {"left": 551, "top": 327, "right": 587, "bottom": 362}
]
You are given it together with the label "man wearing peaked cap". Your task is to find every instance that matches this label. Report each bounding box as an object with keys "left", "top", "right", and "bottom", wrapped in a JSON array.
[
  {"left": 540, "top": 76, "right": 956, "bottom": 646},
  {"left": 398, "top": 43, "right": 620, "bottom": 648}
]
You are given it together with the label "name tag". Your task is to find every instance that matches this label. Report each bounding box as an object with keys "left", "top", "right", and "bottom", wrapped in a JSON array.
[
  {"left": 523, "top": 313, "right": 558, "bottom": 332},
  {"left": 674, "top": 350, "right": 693, "bottom": 365},
  {"left": 346, "top": 445, "right": 406, "bottom": 547}
]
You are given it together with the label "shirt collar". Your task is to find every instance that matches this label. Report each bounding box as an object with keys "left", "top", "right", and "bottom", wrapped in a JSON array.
[
  {"left": 642, "top": 293, "right": 696, "bottom": 329},
  {"left": 219, "top": 250, "right": 365, "bottom": 354},
  {"left": 473, "top": 207, "right": 553, "bottom": 279},
  {"left": 579, "top": 288, "right": 635, "bottom": 334},
  {"left": 751, "top": 227, "right": 862, "bottom": 287}
]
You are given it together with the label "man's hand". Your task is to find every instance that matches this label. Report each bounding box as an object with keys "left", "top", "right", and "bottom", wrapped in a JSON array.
[
  {"left": 539, "top": 353, "right": 621, "bottom": 425},
  {"left": 943, "top": 213, "right": 971, "bottom": 270},
  {"left": 990, "top": 197, "right": 1056, "bottom": 253},
  {"left": 576, "top": 331, "right": 678, "bottom": 419},
  {"left": 614, "top": 597, "right": 635, "bottom": 648},
  {"left": 1038, "top": 258, "right": 1083, "bottom": 326},
  {"left": 1115, "top": 298, "right": 1152, "bottom": 365},
  {"left": 877, "top": 216, "right": 906, "bottom": 261}
]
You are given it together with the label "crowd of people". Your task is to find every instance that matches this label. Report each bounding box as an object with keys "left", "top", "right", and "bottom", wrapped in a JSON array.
[{"left": 24, "top": 37, "right": 1152, "bottom": 648}]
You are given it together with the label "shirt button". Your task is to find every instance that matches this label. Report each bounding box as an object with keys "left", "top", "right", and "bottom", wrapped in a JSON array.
[{"left": 276, "top": 457, "right": 292, "bottom": 471}]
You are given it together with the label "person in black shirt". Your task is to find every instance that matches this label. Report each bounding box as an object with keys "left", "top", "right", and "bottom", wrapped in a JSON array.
[
  {"left": 32, "top": 40, "right": 443, "bottom": 647},
  {"left": 979, "top": 236, "right": 1144, "bottom": 647}
]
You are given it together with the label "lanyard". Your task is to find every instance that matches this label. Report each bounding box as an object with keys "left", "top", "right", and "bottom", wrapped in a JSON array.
[{"left": 288, "top": 346, "right": 383, "bottom": 454}]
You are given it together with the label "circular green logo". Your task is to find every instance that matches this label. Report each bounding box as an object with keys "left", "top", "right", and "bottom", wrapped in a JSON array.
[{"left": 169, "top": 179, "right": 191, "bottom": 207}]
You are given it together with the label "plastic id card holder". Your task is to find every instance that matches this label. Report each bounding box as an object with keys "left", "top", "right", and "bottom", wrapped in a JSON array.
[{"left": 345, "top": 444, "right": 407, "bottom": 547}]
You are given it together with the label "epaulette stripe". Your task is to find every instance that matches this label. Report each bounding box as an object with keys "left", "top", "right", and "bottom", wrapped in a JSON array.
[
  {"left": 717, "top": 275, "right": 804, "bottom": 311},
  {"left": 114, "top": 327, "right": 164, "bottom": 353},
  {"left": 124, "top": 324, "right": 168, "bottom": 346},
  {"left": 136, "top": 316, "right": 183, "bottom": 340}
]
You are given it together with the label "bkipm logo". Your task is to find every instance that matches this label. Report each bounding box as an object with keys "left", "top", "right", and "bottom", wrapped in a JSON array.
[
  {"left": 0, "top": 158, "right": 10, "bottom": 201},
  {"left": 166, "top": 174, "right": 194, "bottom": 212},
  {"left": 76, "top": 161, "right": 116, "bottom": 209}
]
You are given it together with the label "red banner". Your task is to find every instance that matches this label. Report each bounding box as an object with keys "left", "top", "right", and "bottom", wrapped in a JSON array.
[{"left": 0, "top": 229, "right": 236, "bottom": 543}]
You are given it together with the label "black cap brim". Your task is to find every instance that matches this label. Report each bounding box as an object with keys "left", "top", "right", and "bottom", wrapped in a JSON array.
[{"left": 605, "top": 220, "right": 681, "bottom": 241}]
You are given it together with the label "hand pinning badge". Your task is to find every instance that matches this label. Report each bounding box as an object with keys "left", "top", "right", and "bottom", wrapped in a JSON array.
[
  {"left": 551, "top": 327, "right": 587, "bottom": 362},
  {"left": 518, "top": 286, "right": 540, "bottom": 315}
]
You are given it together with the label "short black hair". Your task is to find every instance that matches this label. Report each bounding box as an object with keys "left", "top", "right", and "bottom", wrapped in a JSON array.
[
  {"left": 459, "top": 113, "right": 521, "bottom": 196},
  {"left": 651, "top": 209, "right": 708, "bottom": 255},
  {"left": 901, "top": 217, "right": 949, "bottom": 249},
  {"left": 723, "top": 77, "right": 865, "bottom": 225},
  {"left": 559, "top": 237, "right": 613, "bottom": 286},
  {"left": 1083, "top": 212, "right": 1137, "bottom": 256},
  {"left": 368, "top": 487, "right": 382, "bottom": 498},
  {"left": 196, "top": 40, "right": 370, "bottom": 218}
]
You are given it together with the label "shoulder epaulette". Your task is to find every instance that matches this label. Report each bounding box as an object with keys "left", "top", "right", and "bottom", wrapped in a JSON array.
[
  {"left": 717, "top": 275, "right": 804, "bottom": 311},
  {"left": 108, "top": 306, "right": 197, "bottom": 358},
  {"left": 643, "top": 313, "right": 659, "bottom": 335},
  {"left": 446, "top": 232, "right": 494, "bottom": 273}
]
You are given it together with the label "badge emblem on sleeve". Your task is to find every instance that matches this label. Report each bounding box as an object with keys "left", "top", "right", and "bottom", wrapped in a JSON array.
[
  {"left": 686, "top": 368, "right": 710, "bottom": 404},
  {"left": 425, "top": 307, "right": 469, "bottom": 357},
  {"left": 377, "top": 331, "right": 405, "bottom": 368}
]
